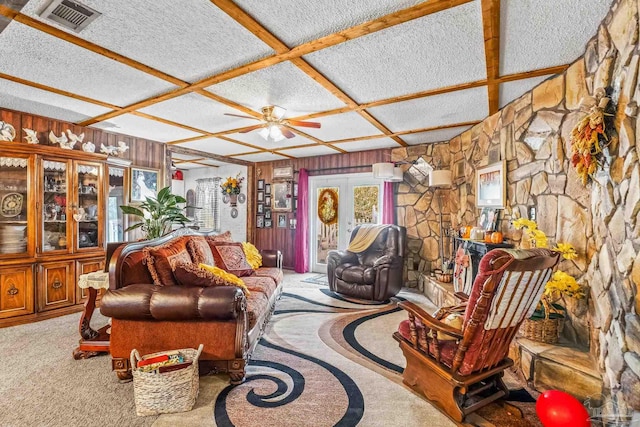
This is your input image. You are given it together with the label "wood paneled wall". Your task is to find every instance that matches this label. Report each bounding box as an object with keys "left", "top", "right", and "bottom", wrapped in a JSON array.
[
  {"left": 253, "top": 148, "right": 392, "bottom": 269},
  {"left": 0, "top": 108, "right": 166, "bottom": 178}
]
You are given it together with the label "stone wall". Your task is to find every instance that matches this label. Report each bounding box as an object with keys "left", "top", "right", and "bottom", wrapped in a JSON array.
[{"left": 393, "top": 0, "right": 640, "bottom": 415}]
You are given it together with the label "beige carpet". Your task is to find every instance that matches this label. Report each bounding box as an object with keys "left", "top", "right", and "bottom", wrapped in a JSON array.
[{"left": 0, "top": 272, "right": 538, "bottom": 427}]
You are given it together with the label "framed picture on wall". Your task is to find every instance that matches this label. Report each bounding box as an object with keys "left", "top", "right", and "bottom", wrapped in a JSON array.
[
  {"left": 257, "top": 191, "right": 264, "bottom": 202},
  {"left": 264, "top": 219, "right": 273, "bottom": 228},
  {"left": 256, "top": 215, "right": 264, "bottom": 228},
  {"left": 130, "top": 167, "right": 159, "bottom": 202},
  {"left": 272, "top": 181, "right": 292, "bottom": 212},
  {"left": 273, "top": 165, "right": 293, "bottom": 180},
  {"left": 257, "top": 179, "right": 264, "bottom": 190},
  {"left": 265, "top": 183, "right": 271, "bottom": 195},
  {"left": 454, "top": 159, "right": 466, "bottom": 184},
  {"left": 476, "top": 161, "right": 506, "bottom": 208},
  {"left": 257, "top": 203, "right": 264, "bottom": 214},
  {"left": 265, "top": 195, "right": 271, "bottom": 206},
  {"left": 265, "top": 209, "right": 272, "bottom": 219},
  {"left": 277, "top": 213, "right": 287, "bottom": 228}
]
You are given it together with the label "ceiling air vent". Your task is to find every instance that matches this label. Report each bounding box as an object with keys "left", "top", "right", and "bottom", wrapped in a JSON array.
[{"left": 39, "top": 0, "right": 101, "bottom": 32}]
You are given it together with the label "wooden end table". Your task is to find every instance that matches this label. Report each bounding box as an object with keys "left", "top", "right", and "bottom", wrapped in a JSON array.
[{"left": 73, "top": 271, "right": 110, "bottom": 360}]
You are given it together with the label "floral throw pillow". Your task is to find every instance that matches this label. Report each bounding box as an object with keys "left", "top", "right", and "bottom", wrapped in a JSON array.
[{"left": 210, "top": 242, "right": 254, "bottom": 277}]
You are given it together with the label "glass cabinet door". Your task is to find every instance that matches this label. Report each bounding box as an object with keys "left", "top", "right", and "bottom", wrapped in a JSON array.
[
  {"left": 42, "top": 159, "right": 70, "bottom": 252},
  {"left": 74, "top": 162, "right": 102, "bottom": 250},
  {"left": 0, "top": 156, "right": 30, "bottom": 256},
  {"left": 106, "top": 166, "right": 125, "bottom": 242}
]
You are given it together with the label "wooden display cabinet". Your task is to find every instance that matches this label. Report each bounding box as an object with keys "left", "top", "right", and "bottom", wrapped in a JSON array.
[{"left": 0, "top": 142, "right": 112, "bottom": 326}]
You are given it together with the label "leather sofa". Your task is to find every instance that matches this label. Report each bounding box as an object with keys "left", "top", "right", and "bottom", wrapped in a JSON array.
[
  {"left": 327, "top": 224, "right": 406, "bottom": 301},
  {"left": 100, "top": 228, "right": 283, "bottom": 384}
]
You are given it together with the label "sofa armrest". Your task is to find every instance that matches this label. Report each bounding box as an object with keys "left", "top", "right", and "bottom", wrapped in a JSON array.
[
  {"left": 260, "top": 249, "right": 282, "bottom": 269},
  {"left": 100, "top": 283, "right": 246, "bottom": 321}
]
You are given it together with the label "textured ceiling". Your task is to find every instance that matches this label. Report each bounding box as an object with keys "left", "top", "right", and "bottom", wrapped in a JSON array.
[{"left": 0, "top": 0, "right": 613, "bottom": 165}]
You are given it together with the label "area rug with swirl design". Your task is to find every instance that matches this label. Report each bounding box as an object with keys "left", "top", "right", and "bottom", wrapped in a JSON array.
[{"left": 150, "top": 281, "right": 539, "bottom": 427}]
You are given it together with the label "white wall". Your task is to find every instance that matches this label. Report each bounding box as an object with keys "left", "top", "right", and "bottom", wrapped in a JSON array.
[{"left": 182, "top": 165, "right": 248, "bottom": 242}]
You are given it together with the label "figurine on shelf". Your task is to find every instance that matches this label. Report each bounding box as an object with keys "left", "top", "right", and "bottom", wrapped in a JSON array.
[
  {"left": 66, "top": 129, "right": 84, "bottom": 147},
  {"left": 23, "top": 128, "right": 39, "bottom": 144},
  {"left": 100, "top": 141, "right": 129, "bottom": 157},
  {"left": 82, "top": 141, "right": 95, "bottom": 153},
  {"left": 0, "top": 121, "right": 16, "bottom": 141},
  {"left": 49, "top": 130, "right": 76, "bottom": 149}
]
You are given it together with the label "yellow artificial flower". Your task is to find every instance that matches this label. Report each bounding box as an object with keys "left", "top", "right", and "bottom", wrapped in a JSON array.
[
  {"left": 553, "top": 242, "right": 578, "bottom": 260},
  {"left": 544, "top": 270, "right": 584, "bottom": 299},
  {"left": 513, "top": 218, "right": 538, "bottom": 230}
]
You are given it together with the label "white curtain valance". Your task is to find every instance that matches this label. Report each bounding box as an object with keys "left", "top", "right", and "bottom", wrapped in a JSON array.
[{"left": 0, "top": 157, "right": 27, "bottom": 168}]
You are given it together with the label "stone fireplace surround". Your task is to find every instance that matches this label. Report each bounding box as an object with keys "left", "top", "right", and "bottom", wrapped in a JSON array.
[{"left": 393, "top": 0, "right": 640, "bottom": 418}]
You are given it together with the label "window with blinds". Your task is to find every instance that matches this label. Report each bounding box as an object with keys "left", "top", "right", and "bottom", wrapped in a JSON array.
[{"left": 194, "top": 177, "right": 220, "bottom": 232}]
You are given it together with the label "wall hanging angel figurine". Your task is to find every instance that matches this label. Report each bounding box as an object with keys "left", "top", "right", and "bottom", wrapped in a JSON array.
[{"left": 569, "top": 87, "right": 614, "bottom": 185}]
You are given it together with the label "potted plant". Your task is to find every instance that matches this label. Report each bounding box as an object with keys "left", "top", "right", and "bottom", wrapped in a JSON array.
[{"left": 120, "top": 186, "right": 192, "bottom": 240}]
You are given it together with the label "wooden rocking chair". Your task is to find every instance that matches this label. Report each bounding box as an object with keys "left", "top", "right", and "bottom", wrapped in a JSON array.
[{"left": 393, "top": 248, "right": 560, "bottom": 422}]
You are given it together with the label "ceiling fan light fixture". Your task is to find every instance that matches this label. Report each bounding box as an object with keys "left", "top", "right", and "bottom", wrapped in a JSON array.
[
  {"left": 271, "top": 105, "right": 286, "bottom": 120},
  {"left": 268, "top": 125, "right": 285, "bottom": 142},
  {"left": 259, "top": 127, "right": 270, "bottom": 140}
]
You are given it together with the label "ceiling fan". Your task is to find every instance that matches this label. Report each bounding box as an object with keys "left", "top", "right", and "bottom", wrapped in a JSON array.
[{"left": 224, "top": 105, "right": 320, "bottom": 142}]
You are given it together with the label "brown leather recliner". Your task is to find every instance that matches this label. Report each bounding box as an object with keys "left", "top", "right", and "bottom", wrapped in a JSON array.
[{"left": 327, "top": 224, "right": 406, "bottom": 301}]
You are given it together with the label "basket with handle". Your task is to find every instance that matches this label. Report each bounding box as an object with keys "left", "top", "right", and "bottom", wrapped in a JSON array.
[
  {"left": 130, "top": 344, "right": 204, "bottom": 416},
  {"left": 520, "top": 297, "right": 564, "bottom": 344}
]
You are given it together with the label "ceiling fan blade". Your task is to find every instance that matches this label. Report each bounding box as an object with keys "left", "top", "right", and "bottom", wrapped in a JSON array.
[
  {"left": 239, "top": 124, "right": 266, "bottom": 133},
  {"left": 286, "top": 119, "right": 321, "bottom": 128},
  {"left": 224, "top": 113, "right": 260, "bottom": 120},
  {"left": 280, "top": 126, "right": 296, "bottom": 139}
]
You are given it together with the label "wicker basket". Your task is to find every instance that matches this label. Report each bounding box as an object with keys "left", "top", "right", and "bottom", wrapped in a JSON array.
[
  {"left": 130, "top": 344, "right": 204, "bottom": 416},
  {"left": 520, "top": 298, "right": 564, "bottom": 344}
]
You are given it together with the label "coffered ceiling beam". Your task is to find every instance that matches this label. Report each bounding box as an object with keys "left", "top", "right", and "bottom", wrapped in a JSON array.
[
  {"left": 481, "top": 0, "right": 501, "bottom": 114},
  {"left": 75, "top": 0, "right": 472, "bottom": 126},
  {"left": 169, "top": 145, "right": 252, "bottom": 166}
]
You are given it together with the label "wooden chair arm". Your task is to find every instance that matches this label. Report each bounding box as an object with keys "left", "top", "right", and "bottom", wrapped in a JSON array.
[
  {"left": 454, "top": 292, "right": 469, "bottom": 302},
  {"left": 397, "top": 301, "right": 464, "bottom": 340}
]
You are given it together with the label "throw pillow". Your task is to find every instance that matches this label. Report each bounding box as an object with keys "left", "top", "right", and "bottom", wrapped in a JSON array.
[
  {"left": 436, "top": 312, "right": 464, "bottom": 341},
  {"left": 210, "top": 242, "right": 254, "bottom": 277},
  {"left": 186, "top": 236, "right": 215, "bottom": 266},
  {"left": 172, "top": 262, "right": 248, "bottom": 296},
  {"left": 199, "top": 263, "right": 249, "bottom": 295},
  {"left": 242, "top": 242, "right": 262, "bottom": 269},
  {"left": 205, "top": 231, "right": 233, "bottom": 244},
  {"left": 143, "top": 236, "right": 192, "bottom": 286}
]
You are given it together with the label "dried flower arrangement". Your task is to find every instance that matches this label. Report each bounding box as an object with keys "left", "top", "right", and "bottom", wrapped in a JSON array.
[{"left": 569, "top": 88, "right": 614, "bottom": 185}]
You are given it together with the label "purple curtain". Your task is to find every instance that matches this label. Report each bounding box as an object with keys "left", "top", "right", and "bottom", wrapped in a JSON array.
[
  {"left": 382, "top": 181, "right": 395, "bottom": 224},
  {"left": 294, "top": 168, "right": 310, "bottom": 273}
]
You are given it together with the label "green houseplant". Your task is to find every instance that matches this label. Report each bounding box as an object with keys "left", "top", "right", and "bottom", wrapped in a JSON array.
[{"left": 120, "top": 186, "right": 192, "bottom": 239}]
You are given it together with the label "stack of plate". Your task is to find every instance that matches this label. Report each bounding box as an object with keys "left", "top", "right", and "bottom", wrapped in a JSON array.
[{"left": 0, "top": 225, "right": 26, "bottom": 254}]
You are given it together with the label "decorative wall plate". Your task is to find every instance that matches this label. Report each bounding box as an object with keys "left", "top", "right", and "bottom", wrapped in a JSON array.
[
  {"left": 222, "top": 194, "right": 230, "bottom": 204},
  {"left": 1, "top": 192, "right": 23, "bottom": 217},
  {"left": 237, "top": 193, "right": 246, "bottom": 204},
  {"left": 230, "top": 207, "right": 238, "bottom": 218},
  {"left": 0, "top": 121, "right": 16, "bottom": 142}
]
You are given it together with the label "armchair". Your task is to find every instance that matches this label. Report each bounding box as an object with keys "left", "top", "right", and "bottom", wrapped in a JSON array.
[
  {"left": 327, "top": 224, "right": 406, "bottom": 301},
  {"left": 393, "top": 248, "right": 560, "bottom": 422}
]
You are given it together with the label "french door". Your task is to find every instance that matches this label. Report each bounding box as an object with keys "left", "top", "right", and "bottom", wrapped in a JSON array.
[{"left": 309, "top": 173, "right": 383, "bottom": 273}]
